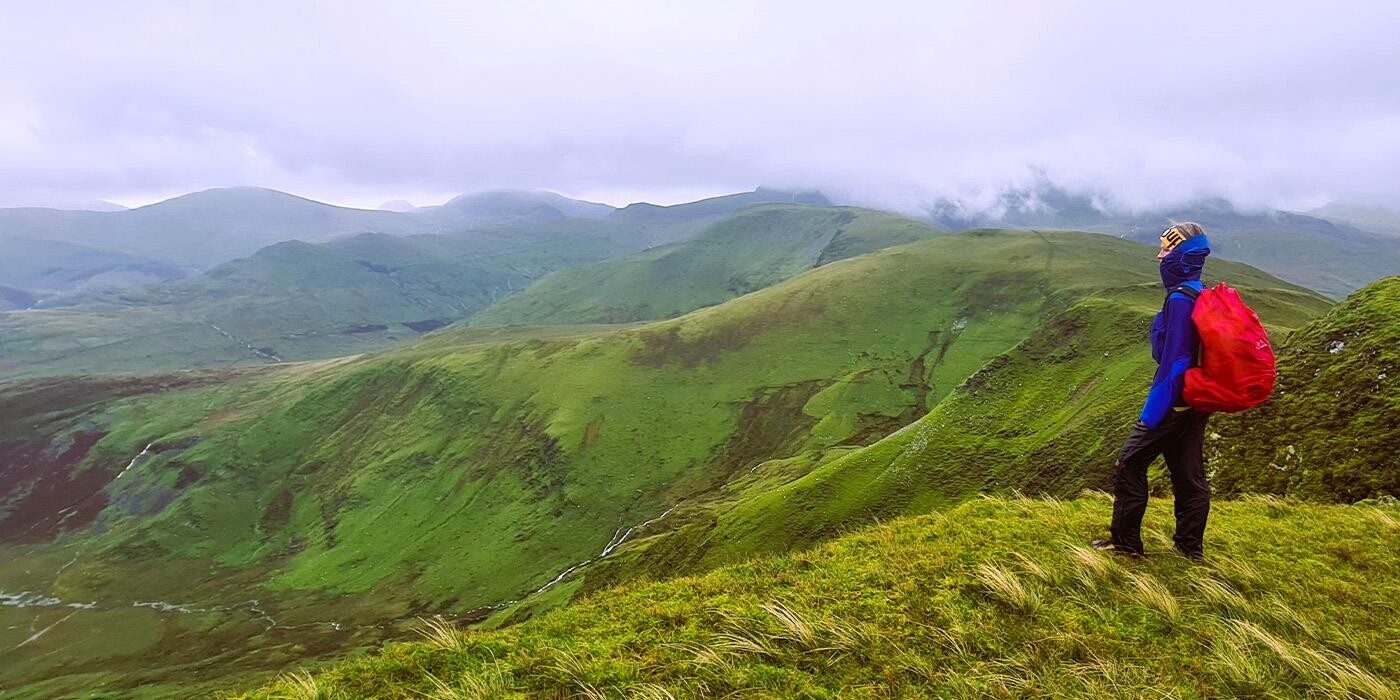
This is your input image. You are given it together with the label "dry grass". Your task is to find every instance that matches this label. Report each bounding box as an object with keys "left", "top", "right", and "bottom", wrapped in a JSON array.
[
  {"left": 760, "top": 600, "right": 819, "bottom": 649},
  {"left": 269, "top": 670, "right": 321, "bottom": 700},
  {"left": 1066, "top": 544, "right": 1121, "bottom": 590},
  {"left": 547, "top": 650, "right": 606, "bottom": 700},
  {"left": 415, "top": 615, "right": 469, "bottom": 653},
  {"left": 1226, "top": 619, "right": 1397, "bottom": 700},
  {"left": 1192, "top": 576, "right": 1248, "bottom": 612},
  {"left": 975, "top": 562, "right": 1042, "bottom": 614},
  {"left": 1125, "top": 572, "right": 1180, "bottom": 623}
]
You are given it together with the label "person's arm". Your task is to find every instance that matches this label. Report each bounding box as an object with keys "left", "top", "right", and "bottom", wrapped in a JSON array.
[{"left": 1138, "top": 294, "right": 1196, "bottom": 429}]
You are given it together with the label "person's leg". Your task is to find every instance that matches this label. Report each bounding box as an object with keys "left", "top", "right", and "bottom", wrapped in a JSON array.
[
  {"left": 1108, "top": 420, "right": 1168, "bottom": 553},
  {"left": 1163, "top": 410, "right": 1211, "bottom": 558}
]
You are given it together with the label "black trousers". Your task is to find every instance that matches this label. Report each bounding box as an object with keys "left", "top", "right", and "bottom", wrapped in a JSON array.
[{"left": 1109, "top": 409, "right": 1211, "bottom": 555}]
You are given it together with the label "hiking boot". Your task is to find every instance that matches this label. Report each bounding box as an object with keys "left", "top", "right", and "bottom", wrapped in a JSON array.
[
  {"left": 1175, "top": 546, "right": 1205, "bottom": 563},
  {"left": 1090, "top": 539, "right": 1144, "bottom": 558}
]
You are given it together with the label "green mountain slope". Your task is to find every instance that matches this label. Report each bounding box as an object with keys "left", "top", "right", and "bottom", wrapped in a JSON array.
[
  {"left": 586, "top": 276, "right": 1327, "bottom": 582},
  {"left": 1211, "top": 276, "right": 1400, "bottom": 502},
  {"left": 242, "top": 496, "right": 1400, "bottom": 699},
  {"left": 0, "top": 223, "right": 643, "bottom": 378},
  {"left": 0, "top": 231, "right": 1328, "bottom": 697},
  {"left": 0, "top": 187, "right": 824, "bottom": 279},
  {"left": 609, "top": 187, "right": 829, "bottom": 223},
  {"left": 0, "top": 236, "right": 188, "bottom": 298},
  {"left": 472, "top": 206, "right": 943, "bottom": 325},
  {"left": 0, "top": 193, "right": 840, "bottom": 379}
]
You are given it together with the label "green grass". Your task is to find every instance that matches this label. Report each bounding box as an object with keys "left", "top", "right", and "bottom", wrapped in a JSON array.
[
  {"left": 593, "top": 277, "right": 1329, "bottom": 580},
  {"left": 0, "top": 220, "right": 666, "bottom": 378},
  {"left": 1211, "top": 276, "right": 1400, "bottom": 501},
  {"left": 0, "top": 230, "right": 1334, "bottom": 697},
  {"left": 240, "top": 496, "right": 1400, "bottom": 699},
  {"left": 0, "top": 191, "right": 827, "bottom": 379},
  {"left": 471, "top": 206, "right": 944, "bottom": 325}
]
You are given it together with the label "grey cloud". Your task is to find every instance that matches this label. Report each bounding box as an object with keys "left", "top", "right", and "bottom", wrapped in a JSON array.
[{"left": 1, "top": 0, "right": 1398, "bottom": 210}]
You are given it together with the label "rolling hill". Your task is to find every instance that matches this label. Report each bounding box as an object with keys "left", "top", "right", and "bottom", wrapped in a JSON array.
[
  {"left": 0, "top": 230, "right": 1330, "bottom": 697},
  {"left": 472, "top": 205, "right": 944, "bottom": 325},
  {"left": 0, "top": 236, "right": 189, "bottom": 297},
  {"left": 0, "top": 195, "right": 837, "bottom": 378},
  {"left": 0, "top": 186, "right": 826, "bottom": 279}
]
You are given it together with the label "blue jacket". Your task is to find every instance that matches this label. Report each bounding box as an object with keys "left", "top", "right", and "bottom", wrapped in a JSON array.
[{"left": 1140, "top": 234, "right": 1211, "bottom": 428}]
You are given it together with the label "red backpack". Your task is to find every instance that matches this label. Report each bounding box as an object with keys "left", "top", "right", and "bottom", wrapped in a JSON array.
[{"left": 1175, "top": 283, "right": 1277, "bottom": 412}]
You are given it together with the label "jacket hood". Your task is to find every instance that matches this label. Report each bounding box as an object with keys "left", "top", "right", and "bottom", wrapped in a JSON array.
[{"left": 1160, "top": 234, "right": 1210, "bottom": 288}]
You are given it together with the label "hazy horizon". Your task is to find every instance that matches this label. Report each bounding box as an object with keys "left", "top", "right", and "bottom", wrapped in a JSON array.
[{"left": 3, "top": 1, "right": 1398, "bottom": 212}]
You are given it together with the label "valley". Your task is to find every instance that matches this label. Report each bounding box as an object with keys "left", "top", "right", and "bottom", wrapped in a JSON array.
[{"left": 2, "top": 224, "right": 1355, "bottom": 697}]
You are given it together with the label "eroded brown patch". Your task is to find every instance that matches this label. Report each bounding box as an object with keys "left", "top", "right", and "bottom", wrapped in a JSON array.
[
  {"left": 0, "top": 431, "right": 110, "bottom": 542},
  {"left": 710, "top": 380, "right": 828, "bottom": 479},
  {"left": 580, "top": 415, "right": 605, "bottom": 450},
  {"left": 0, "top": 368, "right": 276, "bottom": 438}
]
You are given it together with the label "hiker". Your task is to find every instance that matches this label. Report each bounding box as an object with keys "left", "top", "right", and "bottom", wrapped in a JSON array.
[{"left": 1094, "top": 223, "right": 1212, "bottom": 562}]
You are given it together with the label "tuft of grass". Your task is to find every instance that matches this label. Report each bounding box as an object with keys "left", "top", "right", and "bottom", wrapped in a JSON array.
[
  {"left": 269, "top": 670, "right": 322, "bottom": 700},
  {"left": 1066, "top": 544, "right": 1121, "bottom": 590},
  {"left": 415, "top": 615, "right": 470, "bottom": 653},
  {"left": 975, "top": 562, "right": 1042, "bottom": 614},
  {"left": 627, "top": 683, "right": 678, "bottom": 700},
  {"left": 760, "top": 600, "right": 820, "bottom": 650},
  {"left": 1192, "top": 576, "right": 1247, "bottom": 612},
  {"left": 1124, "top": 571, "right": 1180, "bottom": 623}
]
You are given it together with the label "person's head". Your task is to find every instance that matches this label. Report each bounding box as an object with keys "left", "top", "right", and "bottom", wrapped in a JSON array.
[
  {"left": 1157, "top": 222, "right": 1210, "bottom": 288},
  {"left": 1157, "top": 222, "right": 1205, "bottom": 260}
]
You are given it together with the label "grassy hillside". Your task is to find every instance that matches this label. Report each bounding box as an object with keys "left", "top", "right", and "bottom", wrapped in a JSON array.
[
  {"left": 0, "top": 197, "right": 844, "bottom": 379},
  {"left": 243, "top": 496, "right": 1400, "bottom": 699},
  {"left": 585, "top": 256, "right": 1327, "bottom": 582},
  {"left": 472, "top": 206, "right": 943, "bottom": 325},
  {"left": 0, "top": 231, "right": 1329, "bottom": 697},
  {"left": 0, "top": 220, "right": 699, "bottom": 379},
  {"left": 0, "top": 186, "right": 823, "bottom": 277},
  {"left": 0, "top": 236, "right": 189, "bottom": 298},
  {"left": 1211, "top": 276, "right": 1400, "bottom": 502},
  {"left": 609, "top": 187, "right": 829, "bottom": 223}
]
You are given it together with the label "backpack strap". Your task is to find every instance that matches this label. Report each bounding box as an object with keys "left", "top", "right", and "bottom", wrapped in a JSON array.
[
  {"left": 1168, "top": 285, "right": 1201, "bottom": 302},
  {"left": 1166, "top": 285, "right": 1204, "bottom": 366}
]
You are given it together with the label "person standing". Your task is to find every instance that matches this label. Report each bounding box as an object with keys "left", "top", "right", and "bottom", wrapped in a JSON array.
[{"left": 1094, "top": 223, "right": 1212, "bottom": 562}]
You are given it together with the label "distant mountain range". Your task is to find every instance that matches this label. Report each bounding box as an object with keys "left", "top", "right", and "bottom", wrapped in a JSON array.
[
  {"left": 0, "top": 190, "right": 837, "bottom": 377},
  {"left": 1305, "top": 201, "right": 1400, "bottom": 237},
  {"left": 925, "top": 181, "right": 1400, "bottom": 298},
  {"left": 0, "top": 186, "right": 822, "bottom": 300},
  {"left": 4, "top": 182, "right": 1395, "bottom": 305}
]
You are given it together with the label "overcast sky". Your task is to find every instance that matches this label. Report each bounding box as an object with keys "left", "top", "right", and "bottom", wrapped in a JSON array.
[{"left": 1, "top": 1, "right": 1397, "bottom": 211}]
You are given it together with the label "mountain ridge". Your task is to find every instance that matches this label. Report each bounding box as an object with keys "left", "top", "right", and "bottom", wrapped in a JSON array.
[{"left": 0, "top": 229, "right": 1331, "bottom": 696}]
